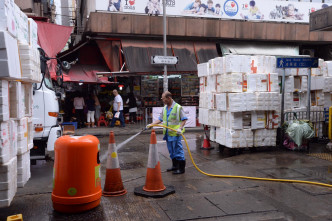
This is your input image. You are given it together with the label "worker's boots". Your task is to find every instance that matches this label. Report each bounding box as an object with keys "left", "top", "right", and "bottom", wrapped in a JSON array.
[
  {"left": 173, "top": 160, "right": 186, "bottom": 174},
  {"left": 167, "top": 159, "right": 178, "bottom": 172}
]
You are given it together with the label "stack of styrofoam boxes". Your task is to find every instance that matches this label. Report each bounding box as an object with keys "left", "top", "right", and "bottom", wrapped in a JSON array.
[
  {"left": 309, "top": 59, "right": 325, "bottom": 137},
  {"left": 0, "top": 0, "right": 40, "bottom": 207},
  {"left": 199, "top": 55, "right": 280, "bottom": 148}
]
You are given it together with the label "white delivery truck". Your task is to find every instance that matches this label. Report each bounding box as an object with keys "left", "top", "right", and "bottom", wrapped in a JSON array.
[{"left": 30, "top": 49, "right": 63, "bottom": 163}]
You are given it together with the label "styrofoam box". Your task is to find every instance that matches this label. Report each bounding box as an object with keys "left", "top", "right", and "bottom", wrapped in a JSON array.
[
  {"left": 23, "top": 84, "right": 33, "bottom": 116},
  {"left": 198, "top": 63, "right": 209, "bottom": 77},
  {"left": 265, "top": 56, "right": 276, "bottom": 73},
  {"left": 292, "top": 92, "right": 307, "bottom": 109},
  {"left": 226, "top": 112, "right": 243, "bottom": 130},
  {"left": 247, "top": 74, "right": 268, "bottom": 92},
  {"left": 266, "top": 111, "right": 280, "bottom": 129},
  {"left": 225, "top": 128, "right": 253, "bottom": 148},
  {"left": 228, "top": 93, "right": 246, "bottom": 112},
  {"left": 215, "top": 127, "right": 225, "bottom": 145},
  {"left": 283, "top": 93, "right": 293, "bottom": 111},
  {"left": 208, "top": 110, "right": 224, "bottom": 127},
  {"left": 206, "top": 75, "right": 216, "bottom": 93},
  {"left": 207, "top": 92, "right": 215, "bottom": 109},
  {"left": 285, "top": 76, "right": 294, "bottom": 93},
  {"left": 9, "top": 81, "right": 24, "bottom": 119},
  {"left": 254, "top": 129, "right": 277, "bottom": 147},
  {"left": 0, "top": 156, "right": 17, "bottom": 208},
  {"left": 245, "top": 92, "right": 258, "bottom": 111},
  {"left": 311, "top": 76, "right": 324, "bottom": 91},
  {"left": 199, "top": 77, "right": 206, "bottom": 93},
  {"left": 210, "top": 126, "right": 216, "bottom": 142},
  {"left": 294, "top": 76, "right": 307, "bottom": 92},
  {"left": 9, "top": 120, "right": 17, "bottom": 157},
  {"left": 198, "top": 108, "right": 209, "bottom": 125},
  {"left": 324, "top": 93, "right": 332, "bottom": 108},
  {"left": 217, "top": 73, "right": 246, "bottom": 93},
  {"left": 199, "top": 92, "right": 207, "bottom": 108},
  {"left": 209, "top": 58, "right": 220, "bottom": 75},
  {"left": 17, "top": 150, "right": 30, "bottom": 188},
  {"left": 28, "top": 18, "right": 38, "bottom": 48},
  {"left": 251, "top": 111, "right": 266, "bottom": 129},
  {"left": 326, "top": 61, "right": 332, "bottom": 77},
  {"left": 250, "top": 55, "right": 265, "bottom": 74},
  {"left": 323, "top": 77, "right": 332, "bottom": 92},
  {"left": 311, "top": 90, "right": 324, "bottom": 107},
  {"left": 0, "top": 0, "right": 17, "bottom": 37},
  {"left": 267, "top": 73, "right": 279, "bottom": 92},
  {"left": 225, "top": 55, "right": 242, "bottom": 73},
  {"left": 215, "top": 93, "right": 227, "bottom": 111},
  {"left": 0, "top": 31, "right": 21, "bottom": 80},
  {"left": 15, "top": 4, "right": 29, "bottom": 45}
]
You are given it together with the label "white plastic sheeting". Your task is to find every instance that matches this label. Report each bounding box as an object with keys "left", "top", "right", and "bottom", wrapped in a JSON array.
[{"left": 220, "top": 43, "right": 299, "bottom": 56}]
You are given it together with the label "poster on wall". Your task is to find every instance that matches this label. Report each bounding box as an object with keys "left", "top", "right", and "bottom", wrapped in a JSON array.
[
  {"left": 152, "top": 106, "right": 196, "bottom": 128},
  {"left": 96, "top": 0, "right": 330, "bottom": 24}
]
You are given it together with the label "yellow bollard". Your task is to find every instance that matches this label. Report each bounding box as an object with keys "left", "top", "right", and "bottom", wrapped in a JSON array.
[
  {"left": 329, "top": 106, "right": 332, "bottom": 140},
  {"left": 7, "top": 214, "right": 23, "bottom": 221}
]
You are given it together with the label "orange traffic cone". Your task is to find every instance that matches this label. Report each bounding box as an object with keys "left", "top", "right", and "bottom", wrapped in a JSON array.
[
  {"left": 103, "top": 131, "right": 127, "bottom": 197},
  {"left": 134, "top": 130, "right": 175, "bottom": 198},
  {"left": 201, "top": 126, "right": 213, "bottom": 150}
]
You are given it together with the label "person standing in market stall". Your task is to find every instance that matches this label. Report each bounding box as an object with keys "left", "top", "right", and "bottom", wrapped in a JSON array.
[
  {"left": 147, "top": 91, "right": 188, "bottom": 174},
  {"left": 126, "top": 92, "right": 138, "bottom": 124},
  {"left": 109, "top": 89, "right": 125, "bottom": 128},
  {"left": 86, "top": 94, "right": 96, "bottom": 128},
  {"left": 94, "top": 94, "right": 101, "bottom": 123},
  {"left": 73, "top": 93, "right": 85, "bottom": 128}
]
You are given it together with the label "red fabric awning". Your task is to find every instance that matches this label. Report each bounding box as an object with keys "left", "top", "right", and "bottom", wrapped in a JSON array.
[
  {"left": 62, "top": 64, "right": 113, "bottom": 84},
  {"left": 36, "top": 21, "right": 73, "bottom": 79}
]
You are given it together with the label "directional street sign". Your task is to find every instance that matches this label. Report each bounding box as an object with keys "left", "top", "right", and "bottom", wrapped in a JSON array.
[
  {"left": 151, "top": 56, "right": 179, "bottom": 65},
  {"left": 276, "top": 57, "right": 318, "bottom": 69}
]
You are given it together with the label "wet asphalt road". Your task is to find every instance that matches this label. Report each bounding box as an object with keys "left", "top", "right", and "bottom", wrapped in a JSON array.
[{"left": 1, "top": 131, "right": 332, "bottom": 221}]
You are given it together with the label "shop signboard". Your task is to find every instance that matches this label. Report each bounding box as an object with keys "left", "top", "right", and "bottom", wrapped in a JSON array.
[
  {"left": 96, "top": 0, "right": 330, "bottom": 24},
  {"left": 152, "top": 106, "right": 196, "bottom": 127},
  {"left": 276, "top": 57, "right": 319, "bottom": 68},
  {"left": 151, "top": 56, "right": 179, "bottom": 65}
]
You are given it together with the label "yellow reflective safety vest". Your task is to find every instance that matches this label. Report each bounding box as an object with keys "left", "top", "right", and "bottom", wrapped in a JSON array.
[{"left": 163, "top": 103, "right": 185, "bottom": 136}]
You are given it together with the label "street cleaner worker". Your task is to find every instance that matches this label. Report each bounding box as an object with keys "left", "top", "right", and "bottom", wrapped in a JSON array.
[{"left": 147, "top": 91, "right": 188, "bottom": 174}]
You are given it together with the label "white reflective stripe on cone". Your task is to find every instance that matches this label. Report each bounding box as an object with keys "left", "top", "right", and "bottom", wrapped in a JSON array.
[{"left": 147, "top": 143, "right": 159, "bottom": 168}]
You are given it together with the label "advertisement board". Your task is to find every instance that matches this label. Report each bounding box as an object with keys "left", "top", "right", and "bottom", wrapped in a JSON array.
[{"left": 96, "top": 0, "right": 330, "bottom": 24}]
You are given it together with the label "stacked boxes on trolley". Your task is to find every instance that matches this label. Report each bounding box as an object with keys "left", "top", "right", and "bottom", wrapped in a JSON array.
[
  {"left": 279, "top": 59, "right": 332, "bottom": 137},
  {"left": 0, "top": 0, "right": 41, "bottom": 207},
  {"left": 198, "top": 55, "right": 281, "bottom": 149}
]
